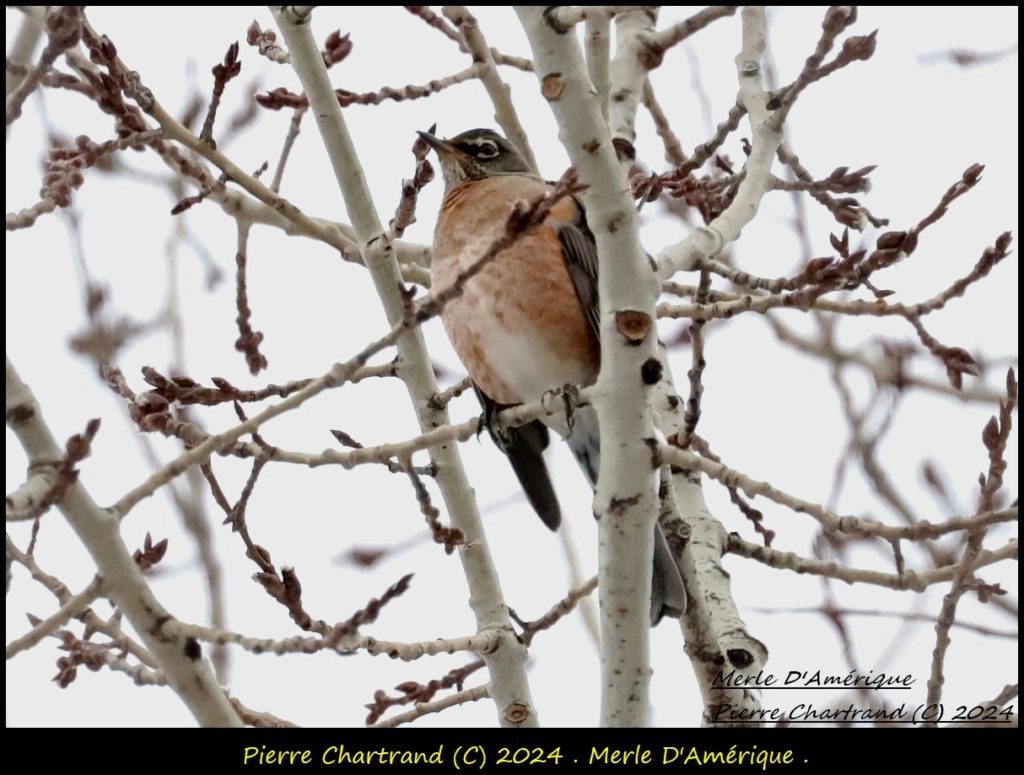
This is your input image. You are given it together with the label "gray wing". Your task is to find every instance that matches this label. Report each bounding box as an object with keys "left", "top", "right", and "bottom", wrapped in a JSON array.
[
  {"left": 553, "top": 198, "right": 603, "bottom": 486},
  {"left": 555, "top": 197, "right": 601, "bottom": 343}
]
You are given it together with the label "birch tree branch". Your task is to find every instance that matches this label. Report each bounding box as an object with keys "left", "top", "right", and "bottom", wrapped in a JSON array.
[
  {"left": 655, "top": 7, "right": 782, "bottom": 280},
  {"left": 5, "top": 356, "right": 242, "bottom": 726},
  {"left": 647, "top": 7, "right": 777, "bottom": 728},
  {"left": 272, "top": 5, "right": 538, "bottom": 729},
  {"left": 607, "top": 8, "right": 657, "bottom": 149},
  {"left": 5, "top": 573, "right": 103, "bottom": 659},
  {"left": 444, "top": 6, "right": 538, "bottom": 172},
  {"left": 516, "top": 5, "right": 660, "bottom": 727}
]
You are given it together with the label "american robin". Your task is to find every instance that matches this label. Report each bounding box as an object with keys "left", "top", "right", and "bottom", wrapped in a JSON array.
[{"left": 419, "top": 127, "right": 686, "bottom": 624}]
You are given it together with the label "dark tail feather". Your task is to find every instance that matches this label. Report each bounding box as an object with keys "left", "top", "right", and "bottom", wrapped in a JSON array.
[
  {"left": 500, "top": 419, "right": 562, "bottom": 530},
  {"left": 652, "top": 522, "right": 687, "bottom": 622}
]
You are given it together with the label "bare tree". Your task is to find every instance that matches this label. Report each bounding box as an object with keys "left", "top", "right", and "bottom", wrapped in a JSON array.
[{"left": 6, "top": 6, "right": 1017, "bottom": 728}]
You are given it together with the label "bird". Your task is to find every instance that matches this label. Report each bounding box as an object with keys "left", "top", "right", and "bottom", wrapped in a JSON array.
[{"left": 419, "top": 127, "right": 686, "bottom": 624}]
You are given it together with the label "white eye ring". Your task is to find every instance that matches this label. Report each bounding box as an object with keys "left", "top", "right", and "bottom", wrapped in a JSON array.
[{"left": 474, "top": 140, "right": 499, "bottom": 159}]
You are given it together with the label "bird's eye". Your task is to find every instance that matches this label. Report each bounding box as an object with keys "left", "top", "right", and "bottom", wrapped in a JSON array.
[{"left": 474, "top": 140, "right": 500, "bottom": 159}]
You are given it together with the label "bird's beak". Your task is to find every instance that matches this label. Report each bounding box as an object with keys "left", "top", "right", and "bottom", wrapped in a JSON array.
[{"left": 417, "top": 130, "right": 464, "bottom": 160}]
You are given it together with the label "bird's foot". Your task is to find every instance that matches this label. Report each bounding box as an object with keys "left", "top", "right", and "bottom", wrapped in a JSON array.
[{"left": 540, "top": 383, "right": 585, "bottom": 433}]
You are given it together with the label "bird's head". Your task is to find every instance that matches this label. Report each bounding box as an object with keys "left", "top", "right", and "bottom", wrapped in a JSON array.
[{"left": 417, "top": 128, "right": 532, "bottom": 189}]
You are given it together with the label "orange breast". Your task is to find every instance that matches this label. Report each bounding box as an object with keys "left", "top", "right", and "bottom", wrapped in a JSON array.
[{"left": 431, "top": 175, "right": 599, "bottom": 405}]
